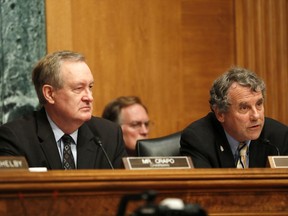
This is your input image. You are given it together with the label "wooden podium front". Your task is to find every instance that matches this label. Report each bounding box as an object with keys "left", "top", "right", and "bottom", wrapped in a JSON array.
[{"left": 0, "top": 169, "right": 287, "bottom": 216}]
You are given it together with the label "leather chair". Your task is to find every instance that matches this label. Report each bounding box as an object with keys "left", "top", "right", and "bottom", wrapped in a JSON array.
[{"left": 136, "top": 131, "right": 182, "bottom": 156}]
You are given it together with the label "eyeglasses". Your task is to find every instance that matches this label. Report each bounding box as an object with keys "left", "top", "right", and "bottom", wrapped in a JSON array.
[{"left": 121, "top": 121, "right": 152, "bottom": 130}]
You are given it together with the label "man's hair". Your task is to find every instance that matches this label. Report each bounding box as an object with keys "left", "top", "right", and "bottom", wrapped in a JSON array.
[
  {"left": 102, "top": 96, "right": 148, "bottom": 124},
  {"left": 32, "top": 50, "right": 85, "bottom": 105},
  {"left": 209, "top": 66, "right": 266, "bottom": 113}
]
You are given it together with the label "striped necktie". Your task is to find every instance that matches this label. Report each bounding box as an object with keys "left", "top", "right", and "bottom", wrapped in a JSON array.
[
  {"left": 236, "top": 142, "right": 248, "bottom": 168},
  {"left": 62, "top": 134, "right": 76, "bottom": 169}
]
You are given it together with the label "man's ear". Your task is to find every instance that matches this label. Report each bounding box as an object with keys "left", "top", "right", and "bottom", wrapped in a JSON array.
[
  {"left": 214, "top": 107, "right": 225, "bottom": 123},
  {"left": 42, "top": 84, "right": 55, "bottom": 104}
]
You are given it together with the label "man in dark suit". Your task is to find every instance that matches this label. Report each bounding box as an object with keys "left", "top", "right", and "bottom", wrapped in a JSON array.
[
  {"left": 180, "top": 67, "right": 288, "bottom": 168},
  {"left": 0, "top": 50, "right": 127, "bottom": 169}
]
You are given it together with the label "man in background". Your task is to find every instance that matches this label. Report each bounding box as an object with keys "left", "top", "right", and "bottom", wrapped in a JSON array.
[
  {"left": 0, "top": 50, "right": 127, "bottom": 169},
  {"left": 180, "top": 66, "right": 288, "bottom": 168},
  {"left": 102, "top": 96, "right": 150, "bottom": 156}
]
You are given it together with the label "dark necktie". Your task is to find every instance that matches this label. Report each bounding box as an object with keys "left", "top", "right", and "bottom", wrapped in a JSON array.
[
  {"left": 236, "top": 142, "right": 248, "bottom": 169},
  {"left": 62, "top": 134, "right": 76, "bottom": 169}
]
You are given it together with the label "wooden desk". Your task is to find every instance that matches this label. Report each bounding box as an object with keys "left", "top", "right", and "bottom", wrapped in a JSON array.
[{"left": 0, "top": 169, "right": 287, "bottom": 216}]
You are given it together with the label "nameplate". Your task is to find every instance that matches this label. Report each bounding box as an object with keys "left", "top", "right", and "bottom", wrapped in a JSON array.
[
  {"left": 268, "top": 156, "right": 288, "bottom": 168},
  {"left": 123, "top": 156, "right": 194, "bottom": 170},
  {"left": 0, "top": 156, "right": 28, "bottom": 169}
]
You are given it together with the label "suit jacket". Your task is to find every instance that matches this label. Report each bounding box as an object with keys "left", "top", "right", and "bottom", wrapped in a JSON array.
[
  {"left": 180, "top": 112, "right": 288, "bottom": 168},
  {"left": 0, "top": 108, "right": 127, "bottom": 169}
]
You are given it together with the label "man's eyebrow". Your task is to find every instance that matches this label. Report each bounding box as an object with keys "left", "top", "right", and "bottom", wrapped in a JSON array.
[
  {"left": 74, "top": 80, "right": 94, "bottom": 85},
  {"left": 238, "top": 101, "right": 248, "bottom": 106},
  {"left": 238, "top": 98, "right": 264, "bottom": 106}
]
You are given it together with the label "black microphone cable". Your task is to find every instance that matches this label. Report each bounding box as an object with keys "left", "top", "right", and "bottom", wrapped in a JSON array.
[
  {"left": 94, "top": 136, "right": 114, "bottom": 169},
  {"left": 263, "top": 139, "right": 280, "bottom": 156}
]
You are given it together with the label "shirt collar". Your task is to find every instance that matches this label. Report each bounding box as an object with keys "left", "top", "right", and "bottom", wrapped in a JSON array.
[
  {"left": 224, "top": 130, "right": 251, "bottom": 156},
  {"left": 46, "top": 111, "right": 78, "bottom": 144}
]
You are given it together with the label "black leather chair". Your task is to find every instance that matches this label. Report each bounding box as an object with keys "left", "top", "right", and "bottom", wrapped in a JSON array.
[{"left": 136, "top": 131, "right": 182, "bottom": 156}]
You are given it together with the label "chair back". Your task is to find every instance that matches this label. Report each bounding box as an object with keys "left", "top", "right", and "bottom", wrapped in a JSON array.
[{"left": 136, "top": 131, "right": 182, "bottom": 156}]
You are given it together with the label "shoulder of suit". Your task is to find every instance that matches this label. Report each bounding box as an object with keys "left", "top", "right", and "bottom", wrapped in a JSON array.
[
  {"left": 264, "top": 117, "right": 288, "bottom": 128},
  {"left": 186, "top": 112, "right": 216, "bottom": 129}
]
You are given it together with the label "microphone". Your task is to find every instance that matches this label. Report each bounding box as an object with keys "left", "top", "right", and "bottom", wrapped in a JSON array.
[
  {"left": 94, "top": 137, "right": 114, "bottom": 169},
  {"left": 263, "top": 139, "right": 280, "bottom": 156}
]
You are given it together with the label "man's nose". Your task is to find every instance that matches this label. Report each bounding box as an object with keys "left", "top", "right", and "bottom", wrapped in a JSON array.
[
  {"left": 139, "top": 123, "right": 149, "bottom": 134},
  {"left": 83, "top": 89, "right": 93, "bottom": 102},
  {"left": 250, "top": 106, "right": 260, "bottom": 120}
]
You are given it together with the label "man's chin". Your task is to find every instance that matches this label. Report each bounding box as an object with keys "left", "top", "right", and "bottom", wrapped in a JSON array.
[
  {"left": 81, "top": 114, "right": 92, "bottom": 122},
  {"left": 248, "top": 132, "right": 261, "bottom": 141}
]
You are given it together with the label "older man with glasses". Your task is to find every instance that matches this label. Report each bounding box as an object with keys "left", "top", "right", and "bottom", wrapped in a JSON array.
[{"left": 102, "top": 96, "right": 151, "bottom": 156}]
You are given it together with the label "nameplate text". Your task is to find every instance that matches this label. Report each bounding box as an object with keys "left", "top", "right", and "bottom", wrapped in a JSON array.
[
  {"left": 0, "top": 156, "right": 28, "bottom": 169},
  {"left": 123, "top": 156, "right": 193, "bottom": 170}
]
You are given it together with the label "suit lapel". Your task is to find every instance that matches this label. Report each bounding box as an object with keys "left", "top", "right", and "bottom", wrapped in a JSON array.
[
  {"left": 249, "top": 140, "right": 266, "bottom": 167},
  {"left": 76, "top": 123, "right": 98, "bottom": 169},
  {"left": 211, "top": 114, "right": 236, "bottom": 168},
  {"left": 36, "top": 108, "right": 63, "bottom": 169},
  {"left": 216, "top": 139, "right": 235, "bottom": 168}
]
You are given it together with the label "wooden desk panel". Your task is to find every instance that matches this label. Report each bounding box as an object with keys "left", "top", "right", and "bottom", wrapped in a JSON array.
[{"left": 0, "top": 169, "right": 287, "bottom": 216}]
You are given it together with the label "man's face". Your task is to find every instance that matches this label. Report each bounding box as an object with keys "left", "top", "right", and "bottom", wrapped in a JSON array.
[
  {"left": 50, "top": 61, "right": 94, "bottom": 128},
  {"left": 216, "top": 82, "right": 265, "bottom": 142},
  {"left": 120, "top": 104, "right": 150, "bottom": 154}
]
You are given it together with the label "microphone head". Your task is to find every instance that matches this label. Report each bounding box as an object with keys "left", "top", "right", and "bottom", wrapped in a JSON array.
[{"left": 94, "top": 136, "right": 102, "bottom": 146}]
